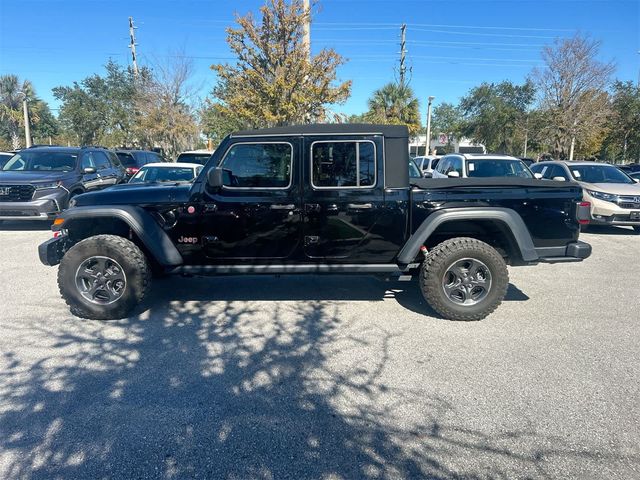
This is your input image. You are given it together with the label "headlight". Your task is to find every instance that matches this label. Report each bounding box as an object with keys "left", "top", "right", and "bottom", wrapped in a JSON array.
[
  {"left": 586, "top": 190, "right": 618, "bottom": 203},
  {"left": 35, "top": 181, "right": 61, "bottom": 190}
]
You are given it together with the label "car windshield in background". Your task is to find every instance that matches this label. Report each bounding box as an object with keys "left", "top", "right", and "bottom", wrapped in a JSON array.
[
  {"left": 2, "top": 151, "right": 78, "bottom": 172},
  {"left": 177, "top": 153, "right": 211, "bottom": 165},
  {"left": 129, "top": 166, "right": 198, "bottom": 183},
  {"left": 466, "top": 159, "right": 533, "bottom": 178},
  {"left": 570, "top": 165, "right": 634, "bottom": 184},
  {"left": 116, "top": 152, "right": 137, "bottom": 167}
]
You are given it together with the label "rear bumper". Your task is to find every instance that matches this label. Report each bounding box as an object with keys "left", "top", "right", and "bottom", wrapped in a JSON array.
[
  {"left": 38, "top": 234, "right": 70, "bottom": 266},
  {"left": 536, "top": 241, "right": 592, "bottom": 263}
]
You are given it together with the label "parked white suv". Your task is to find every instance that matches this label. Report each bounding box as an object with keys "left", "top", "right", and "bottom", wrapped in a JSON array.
[
  {"left": 431, "top": 154, "right": 534, "bottom": 179},
  {"left": 413, "top": 155, "right": 441, "bottom": 178}
]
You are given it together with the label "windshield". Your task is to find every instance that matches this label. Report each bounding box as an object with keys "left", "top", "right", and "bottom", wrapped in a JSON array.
[
  {"left": 129, "top": 166, "right": 199, "bottom": 183},
  {"left": 409, "top": 160, "right": 422, "bottom": 178},
  {"left": 177, "top": 153, "right": 211, "bottom": 165},
  {"left": 2, "top": 151, "right": 78, "bottom": 172},
  {"left": 569, "top": 165, "right": 634, "bottom": 184},
  {"left": 466, "top": 159, "right": 533, "bottom": 178}
]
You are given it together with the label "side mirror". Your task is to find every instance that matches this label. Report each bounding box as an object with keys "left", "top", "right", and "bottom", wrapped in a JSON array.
[
  {"left": 423, "top": 171, "right": 433, "bottom": 178},
  {"left": 447, "top": 171, "right": 460, "bottom": 178},
  {"left": 552, "top": 176, "right": 566, "bottom": 182},
  {"left": 534, "top": 172, "right": 543, "bottom": 179},
  {"left": 207, "top": 167, "right": 225, "bottom": 189},
  {"left": 83, "top": 167, "right": 96, "bottom": 174}
]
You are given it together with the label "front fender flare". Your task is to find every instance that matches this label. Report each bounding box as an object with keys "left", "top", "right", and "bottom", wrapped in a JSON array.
[
  {"left": 55, "top": 205, "right": 183, "bottom": 266},
  {"left": 397, "top": 207, "right": 538, "bottom": 265}
]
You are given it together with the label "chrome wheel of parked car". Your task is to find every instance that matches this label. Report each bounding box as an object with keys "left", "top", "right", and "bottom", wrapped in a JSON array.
[
  {"left": 442, "top": 257, "right": 492, "bottom": 306},
  {"left": 75, "top": 256, "right": 127, "bottom": 305}
]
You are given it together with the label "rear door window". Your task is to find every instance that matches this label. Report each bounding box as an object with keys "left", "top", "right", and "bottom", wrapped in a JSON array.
[{"left": 311, "top": 140, "right": 376, "bottom": 188}]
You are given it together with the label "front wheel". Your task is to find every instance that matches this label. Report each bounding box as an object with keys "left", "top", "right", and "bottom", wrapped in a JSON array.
[
  {"left": 58, "top": 234, "right": 151, "bottom": 320},
  {"left": 419, "top": 237, "right": 509, "bottom": 321}
]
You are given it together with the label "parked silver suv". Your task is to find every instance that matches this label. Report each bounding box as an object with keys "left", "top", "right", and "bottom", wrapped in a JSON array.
[{"left": 530, "top": 161, "right": 640, "bottom": 232}]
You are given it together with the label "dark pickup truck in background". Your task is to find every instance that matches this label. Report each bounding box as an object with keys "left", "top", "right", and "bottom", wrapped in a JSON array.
[{"left": 39, "top": 124, "right": 591, "bottom": 321}]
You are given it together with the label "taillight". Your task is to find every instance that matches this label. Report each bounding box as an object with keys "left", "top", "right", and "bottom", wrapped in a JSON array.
[
  {"left": 577, "top": 201, "right": 591, "bottom": 225},
  {"left": 126, "top": 167, "right": 139, "bottom": 175}
]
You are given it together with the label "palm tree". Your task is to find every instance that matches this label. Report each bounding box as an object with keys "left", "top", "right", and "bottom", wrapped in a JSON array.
[
  {"left": 0, "top": 74, "right": 35, "bottom": 149},
  {"left": 365, "top": 82, "right": 421, "bottom": 136}
]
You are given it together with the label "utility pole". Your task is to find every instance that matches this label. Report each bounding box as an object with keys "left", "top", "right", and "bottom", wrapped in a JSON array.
[
  {"left": 18, "top": 91, "right": 31, "bottom": 148},
  {"left": 425, "top": 96, "right": 435, "bottom": 155},
  {"left": 128, "top": 16, "right": 139, "bottom": 78},
  {"left": 303, "top": 0, "right": 311, "bottom": 61},
  {"left": 523, "top": 115, "right": 529, "bottom": 157},
  {"left": 569, "top": 119, "right": 577, "bottom": 161},
  {"left": 399, "top": 24, "right": 407, "bottom": 87}
]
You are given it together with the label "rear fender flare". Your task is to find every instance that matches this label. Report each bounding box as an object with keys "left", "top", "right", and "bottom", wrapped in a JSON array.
[
  {"left": 56, "top": 205, "right": 183, "bottom": 266},
  {"left": 397, "top": 207, "right": 538, "bottom": 265}
]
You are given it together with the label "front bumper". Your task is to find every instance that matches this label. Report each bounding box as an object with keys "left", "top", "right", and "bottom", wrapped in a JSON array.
[
  {"left": 587, "top": 195, "right": 640, "bottom": 226},
  {"left": 0, "top": 190, "right": 68, "bottom": 220},
  {"left": 38, "top": 234, "right": 71, "bottom": 266},
  {"left": 536, "top": 241, "right": 592, "bottom": 264}
]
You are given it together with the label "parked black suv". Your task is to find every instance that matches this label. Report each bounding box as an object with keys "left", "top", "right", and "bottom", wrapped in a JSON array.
[
  {"left": 0, "top": 146, "right": 125, "bottom": 221},
  {"left": 116, "top": 149, "right": 166, "bottom": 179},
  {"left": 39, "top": 125, "right": 591, "bottom": 321}
]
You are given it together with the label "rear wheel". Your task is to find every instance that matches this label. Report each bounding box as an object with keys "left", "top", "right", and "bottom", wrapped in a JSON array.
[
  {"left": 58, "top": 234, "right": 151, "bottom": 320},
  {"left": 419, "top": 237, "right": 509, "bottom": 321}
]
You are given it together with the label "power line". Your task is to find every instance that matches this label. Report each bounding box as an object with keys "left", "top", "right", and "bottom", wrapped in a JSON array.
[{"left": 314, "top": 21, "right": 574, "bottom": 32}]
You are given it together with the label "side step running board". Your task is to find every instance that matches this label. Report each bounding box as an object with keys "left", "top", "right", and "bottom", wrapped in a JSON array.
[{"left": 175, "top": 264, "right": 403, "bottom": 275}]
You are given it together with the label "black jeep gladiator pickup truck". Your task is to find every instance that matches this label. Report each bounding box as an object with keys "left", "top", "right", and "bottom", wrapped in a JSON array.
[{"left": 39, "top": 124, "right": 591, "bottom": 321}]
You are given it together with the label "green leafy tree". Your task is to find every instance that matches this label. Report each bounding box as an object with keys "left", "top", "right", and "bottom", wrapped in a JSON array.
[
  {"left": 208, "top": 0, "right": 351, "bottom": 130},
  {"left": 459, "top": 80, "right": 535, "bottom": 154},
  {"left": 601, "top": 81, "right": 640, "bottom": 163},
  {"left": 364, "top": 82, "right": 421, "bottom": 136},
  {"left": 0, "top": 75, "right": 46, "bottom": 149},
  {"left": 53, "top": 60, "right": 142, "bottom": 146},
  {"left": 431, "top": 102, "right": 463, "bottom": 152}
]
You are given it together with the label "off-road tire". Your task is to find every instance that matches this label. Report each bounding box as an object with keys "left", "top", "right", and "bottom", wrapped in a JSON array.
[
  {"left": 58, "top": 235, "right": 151, "bottom": 320},
  {"left": 419, "top": 237, "right": 509, "bottom": 321}
]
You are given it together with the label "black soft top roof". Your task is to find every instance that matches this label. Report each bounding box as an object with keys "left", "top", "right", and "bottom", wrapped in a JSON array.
[{"left": 231, "top": 123, "right": 409, "bottom": 138}]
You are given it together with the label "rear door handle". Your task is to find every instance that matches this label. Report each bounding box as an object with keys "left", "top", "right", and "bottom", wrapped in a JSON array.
[
  {"left": 347, "top": 203, "right": 373, "bottom": 210},
  {"left": 270, "top": 204, "right": 296, "bottom": 210}
]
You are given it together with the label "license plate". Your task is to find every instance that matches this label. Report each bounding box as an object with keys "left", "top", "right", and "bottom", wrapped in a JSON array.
[{"left": 630, "top": 211, "right": 640, "bottom": 221}]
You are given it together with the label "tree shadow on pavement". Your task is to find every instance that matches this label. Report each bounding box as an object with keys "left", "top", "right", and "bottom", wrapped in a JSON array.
[{"left": 0, "top": 281, "right": 637, "bottom": 478}]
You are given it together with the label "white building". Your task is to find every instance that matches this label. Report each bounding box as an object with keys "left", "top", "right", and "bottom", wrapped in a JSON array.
[{"left": 409, "top": 134, "right": 486, "bottom": 157}]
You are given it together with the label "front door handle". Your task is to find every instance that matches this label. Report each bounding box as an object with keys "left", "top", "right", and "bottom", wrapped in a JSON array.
[
  {"left": 347, "top": 203, "right": 373, "bottom": 210},
  {"left": 270, "top": 204, "right": 296, "bottom": 210}
]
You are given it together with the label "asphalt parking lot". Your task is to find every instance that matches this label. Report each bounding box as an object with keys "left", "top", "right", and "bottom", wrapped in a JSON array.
[{"left": 0, "top": 222, "right": 638, "bottom": 479}]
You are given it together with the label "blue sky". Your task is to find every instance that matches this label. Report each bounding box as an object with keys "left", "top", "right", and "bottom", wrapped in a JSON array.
[{"left": 1, "top": 0, "right": 638, "bottom": 121}]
